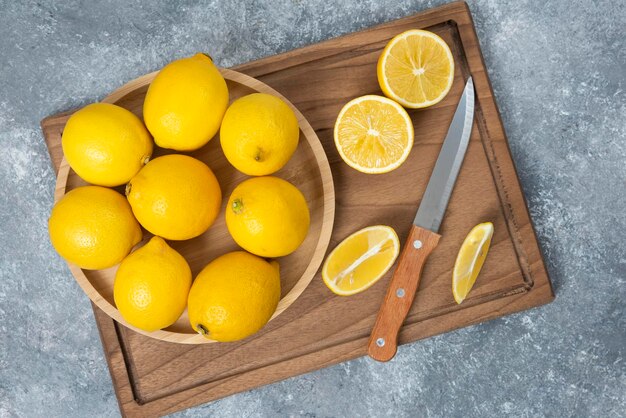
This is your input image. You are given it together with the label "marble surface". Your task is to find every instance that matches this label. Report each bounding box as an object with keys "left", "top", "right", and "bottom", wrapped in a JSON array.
[{"left": 1, "top": 0, "right": 624, "bottom": 417}]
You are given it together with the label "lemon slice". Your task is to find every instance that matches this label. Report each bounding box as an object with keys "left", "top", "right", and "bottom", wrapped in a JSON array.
[
  {"left": 334, "top": 95, "right": 414, "bottom": 174},
  {"left": 322, "top": 225, "right": 400, "bottom": 296},
  {"left": 453, "top": 222, "right": 494, "bottom": 304},
  {"left": 377, "top": 29, "right": 455, "bottom": 109}
]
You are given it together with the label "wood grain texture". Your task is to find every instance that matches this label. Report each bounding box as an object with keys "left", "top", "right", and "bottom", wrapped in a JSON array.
[
  {"left": 40, "top": 2, "right": 554, "bottom": 416},
  {"left": 53, "top": 68, "right": 335, "bottom": 344},
  {"left": 368, "top": 226, "right": 441, "bottom": 362}
]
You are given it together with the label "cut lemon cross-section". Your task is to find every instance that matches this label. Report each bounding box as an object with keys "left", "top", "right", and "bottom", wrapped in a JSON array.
[
  {"left": 453, "top": 222, "right": 494, "bottom": 304},
  {"left": 377, "top": 29, "right": 455, "bottom": 109},
  {"left": 334, "top": 95, "right": 414, "bottom": 174},
  {"left": 322, "top": 225, "right": 400, "bottom": 296}
]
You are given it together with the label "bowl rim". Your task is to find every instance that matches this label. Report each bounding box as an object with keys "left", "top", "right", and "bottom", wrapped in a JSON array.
[{"left": 54, "top": 67, "right": 335, "bottom": 344}]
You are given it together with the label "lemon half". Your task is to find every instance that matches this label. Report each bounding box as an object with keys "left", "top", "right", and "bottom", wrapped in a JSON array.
[
  {"left": 334, "top": 95, "right": 414, "bottom": 174},
  {"left": 377, "top": 29, "right": 455, "bottom": 109}
]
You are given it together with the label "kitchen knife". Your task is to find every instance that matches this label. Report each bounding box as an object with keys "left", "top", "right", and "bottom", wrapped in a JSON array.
[{"left": 367, "top": 77, "right": 475, "bottom": 362}]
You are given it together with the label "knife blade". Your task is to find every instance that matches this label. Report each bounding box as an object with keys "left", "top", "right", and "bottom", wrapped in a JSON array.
[{"left": 367, "top": 77, "right": 475, "bottom": 362}]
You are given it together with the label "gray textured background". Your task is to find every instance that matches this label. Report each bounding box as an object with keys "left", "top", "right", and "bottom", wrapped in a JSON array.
[{"left": 1, "top": 0, "right": 624, "bottom": 417}]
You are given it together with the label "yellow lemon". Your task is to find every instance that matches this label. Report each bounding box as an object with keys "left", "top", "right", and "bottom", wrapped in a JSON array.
[
  {"left": 143, "top": 53, "right": 229, "bottom": 151},
  {"left": 322, "top": 226, "right": 400, "bottom": 296},
  {"left": 188, "top": 251, "right": 281, "bottom": 342},
  {"left": 453, "top": 222, "right": 494, "bottom": 304},
  {"left": 377, "top": 29, "right": 455, "bottom": 108},
  {"left": 220, "top": 93, "right": 299, "bottom": 176},
  {"left": 48, "top": 186, "right": 142, "bottom": 269},
  {"left": 334, "top": 95, "right": 414, "bottom": 174},
  {"left": 226, "top": 176, "right": 309, "bottom": 257},
  {"left": 61, "top": 103, "right": 153, "bottom": 186},
  {"left": 114, "top": 236, "right": 192, "bottom": 332},
  {"left": 126, "top": 154, "right": 222, "bottom": 240}
]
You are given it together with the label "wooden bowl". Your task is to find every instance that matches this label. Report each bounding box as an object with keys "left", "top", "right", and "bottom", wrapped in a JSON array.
[{"left": 54, "top": 68, "right": 335, "bottom": 344}]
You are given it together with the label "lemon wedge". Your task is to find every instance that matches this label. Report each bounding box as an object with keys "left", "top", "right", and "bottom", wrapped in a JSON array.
[
  {"left": 377, "top": 29, "right": 455, "bottom": 109},
  {"left": 322, "top": 225, "right": 400, "bottom": 296},
  {"left": 453, "top": 222, "right": 494, "bottom": 304},
  {"left": 334, "top": 95, "right": 414, "bottom": 174}
]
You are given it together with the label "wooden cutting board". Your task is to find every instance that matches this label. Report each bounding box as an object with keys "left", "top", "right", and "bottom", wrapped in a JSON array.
[{"left": 40, "top": 2, "right": 554, "bottom": 416}]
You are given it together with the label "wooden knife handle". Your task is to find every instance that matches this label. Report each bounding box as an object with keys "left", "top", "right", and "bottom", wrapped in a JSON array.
[{"left": 367, "top": 225, "right": 441, "bottom": 362}]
